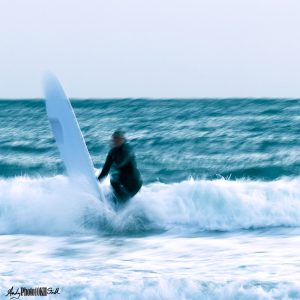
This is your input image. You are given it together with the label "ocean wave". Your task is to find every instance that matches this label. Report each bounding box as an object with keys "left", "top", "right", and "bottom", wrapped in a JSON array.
[
  {"left": 1, "top": 279, "right": 298, "bottom": 300},
  {"left": 1, "top": 176, "right": 300, "bottom": 235},
  {"left": 60, "top": 280, "right": 300, "bottom": 300}
]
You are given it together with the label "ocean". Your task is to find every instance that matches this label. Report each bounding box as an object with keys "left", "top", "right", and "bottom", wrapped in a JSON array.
[{"left": 1, "top": 99, "right": 300, "bottom": 299}]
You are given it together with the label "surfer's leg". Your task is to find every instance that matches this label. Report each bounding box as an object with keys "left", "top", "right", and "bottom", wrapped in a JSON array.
[
  {"left": 110, "top": 180, "right": 131, "bottom": 204},
  {"left": 128, "top": 180, "right": 143, "bottom": 198}
]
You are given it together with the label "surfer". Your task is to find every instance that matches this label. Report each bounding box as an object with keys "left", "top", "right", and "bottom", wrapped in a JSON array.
[{"left": 97, "top": 130, "right": 143, "bottom": 204}]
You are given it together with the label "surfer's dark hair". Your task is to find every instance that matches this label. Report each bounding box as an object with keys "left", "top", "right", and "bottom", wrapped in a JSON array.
[{"left": 112, "top": 129, "right": 125, "bottom": 139}]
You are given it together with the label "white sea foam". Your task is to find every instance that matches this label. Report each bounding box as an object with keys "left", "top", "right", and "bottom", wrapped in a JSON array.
[
  {"left": 0, "top": 176, "right": 108, "bottom": 235},
  {"left": 1, "top": 279, "right": 299, "bottom": 300},
  {"left": 1, "top": 176, "right": 300, "bottom": 235},
  {"left": 52, "top": 280, "right": 300, "bottom": 300}
]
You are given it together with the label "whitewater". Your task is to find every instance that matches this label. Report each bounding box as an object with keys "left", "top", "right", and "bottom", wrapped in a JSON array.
[{"left": 1, "top": 99, "right": 300, "bottom": 299}]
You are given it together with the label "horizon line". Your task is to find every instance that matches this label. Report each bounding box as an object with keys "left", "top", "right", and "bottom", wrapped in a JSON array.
[{"left": 0, "top": 97, "right": 299, "bottom": 101}]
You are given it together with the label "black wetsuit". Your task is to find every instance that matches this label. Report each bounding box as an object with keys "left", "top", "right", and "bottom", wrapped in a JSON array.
[{"left": 98, "top": 142, "right": 142, "bottom": 203}]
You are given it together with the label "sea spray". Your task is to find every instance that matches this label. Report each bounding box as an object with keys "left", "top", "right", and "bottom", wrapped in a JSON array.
[{"left": 1, "top": 176, "right": 300, "bottom": 235}]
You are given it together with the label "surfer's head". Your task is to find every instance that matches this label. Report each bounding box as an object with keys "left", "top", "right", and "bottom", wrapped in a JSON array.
[{"left": 111, "top": 129, "right": 126, "bottom": 148}]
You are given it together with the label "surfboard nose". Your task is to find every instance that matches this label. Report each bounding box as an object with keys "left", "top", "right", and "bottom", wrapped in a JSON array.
[{"left": 43, "top": 73, "right": 103, "bottom": 201}]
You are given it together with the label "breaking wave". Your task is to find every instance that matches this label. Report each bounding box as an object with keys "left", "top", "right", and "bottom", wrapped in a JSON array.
[{"left": 1, "top": 176, "right": 300, "bottom": 235}]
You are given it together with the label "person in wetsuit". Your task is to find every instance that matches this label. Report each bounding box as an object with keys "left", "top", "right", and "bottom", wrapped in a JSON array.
[{"left": 97, "top": 130, "right": 142, "bottom": 204}]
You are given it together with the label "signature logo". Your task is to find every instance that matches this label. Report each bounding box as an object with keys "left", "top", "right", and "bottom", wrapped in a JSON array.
[{"left": 5, "top": 286, "right": 60, "bottom": 299}]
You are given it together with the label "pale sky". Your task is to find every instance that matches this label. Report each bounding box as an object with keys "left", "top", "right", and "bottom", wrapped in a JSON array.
[{"left": 0, "top": 0, "right": 300, "bottom": 98}]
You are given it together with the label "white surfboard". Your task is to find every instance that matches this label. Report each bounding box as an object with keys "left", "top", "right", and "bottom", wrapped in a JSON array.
[{"left": 43, "top": 73, "right": 103, "bottom": 200}]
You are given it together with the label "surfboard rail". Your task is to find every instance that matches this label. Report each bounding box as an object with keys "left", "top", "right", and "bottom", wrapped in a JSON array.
[{"left": 43, "top": 73, "right": 103, "bottom": 201}]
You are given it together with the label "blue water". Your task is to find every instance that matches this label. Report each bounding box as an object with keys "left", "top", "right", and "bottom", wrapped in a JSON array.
[{"left": 1, "top": 99, "right": 300, "bottom": 299}]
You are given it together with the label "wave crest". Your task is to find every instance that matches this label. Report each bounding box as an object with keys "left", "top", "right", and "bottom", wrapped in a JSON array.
[{"left": 1, "top": 176, "right": 300, "bottom": 235}]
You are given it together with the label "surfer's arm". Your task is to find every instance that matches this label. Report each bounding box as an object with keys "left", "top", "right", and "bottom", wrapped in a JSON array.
[{"left": 98, "top": 152, "right": 113, "bottom": 181}]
